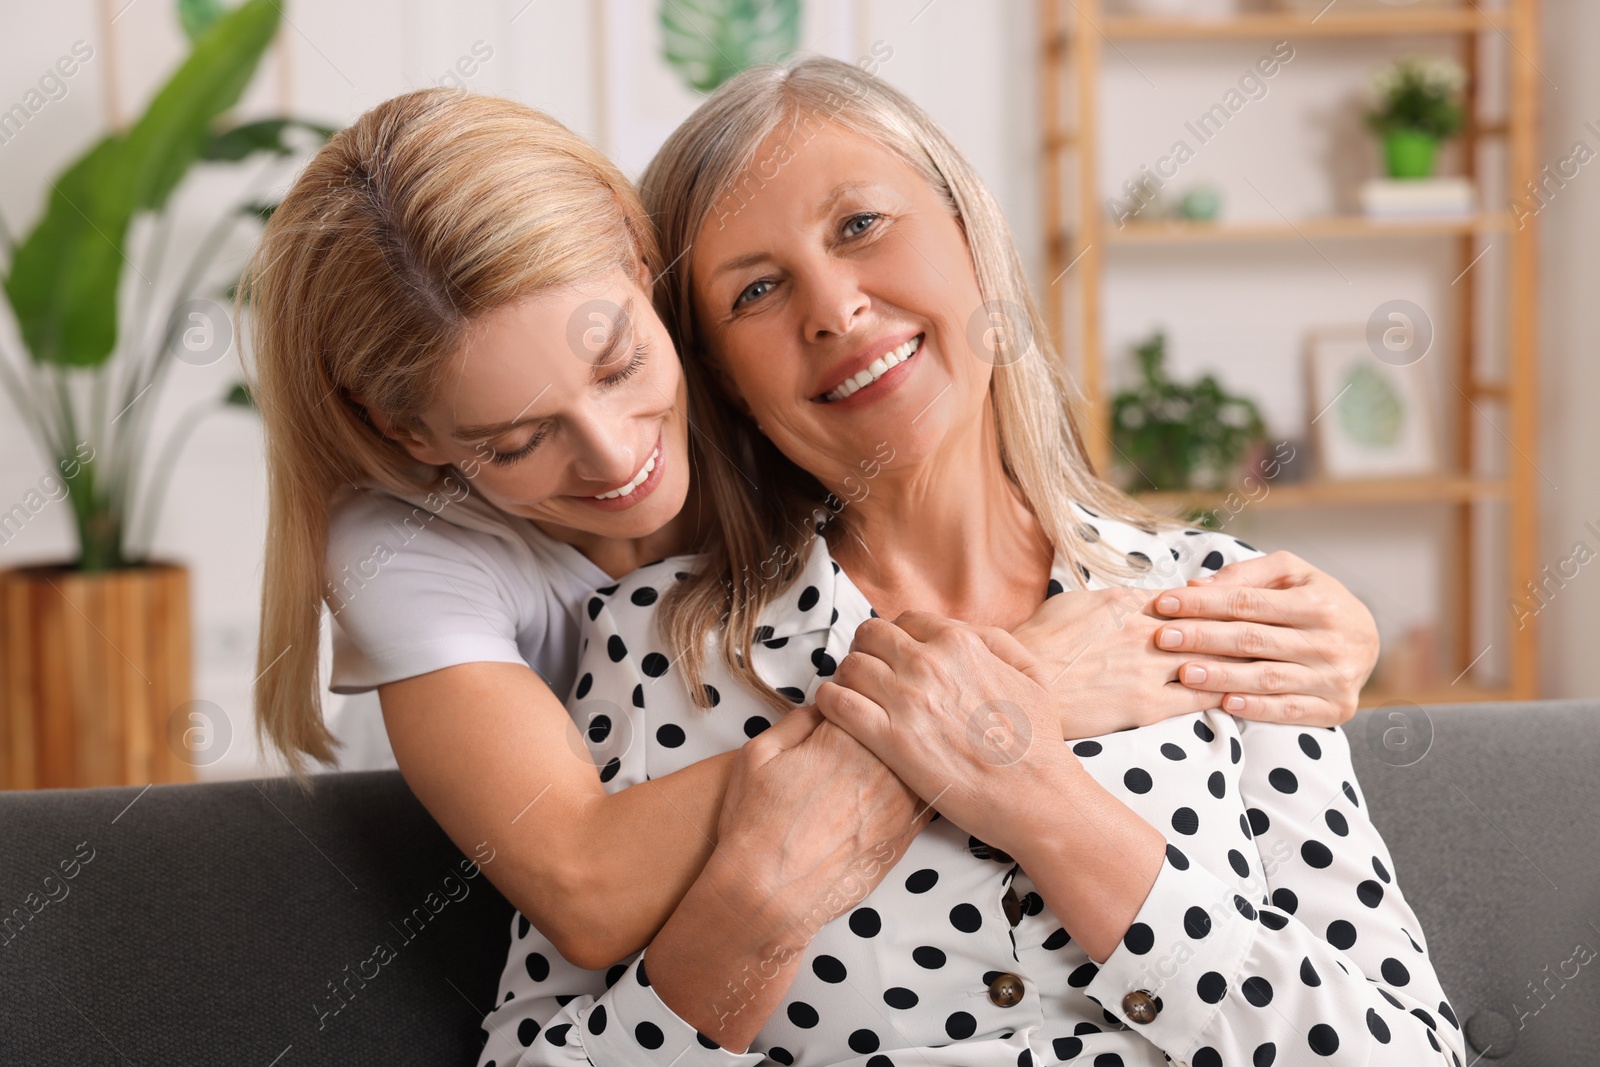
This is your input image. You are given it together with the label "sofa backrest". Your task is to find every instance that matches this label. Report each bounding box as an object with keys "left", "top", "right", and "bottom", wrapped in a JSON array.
[
  {"left": 1344, "top": 697, "right": 1599, "bottom": 1064},
  {"left": 1, "top": 699, "right": 1595, "bottom": 1065}
]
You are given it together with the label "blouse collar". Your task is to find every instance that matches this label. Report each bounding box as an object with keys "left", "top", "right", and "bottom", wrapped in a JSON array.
[{"left": 754, "top": 531, "right": 1086, "bottom": 642}]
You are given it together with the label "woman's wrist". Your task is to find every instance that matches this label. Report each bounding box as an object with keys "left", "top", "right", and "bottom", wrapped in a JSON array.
[
  {"left": 1006, "top": 758, "right": 1167, "bottom": 964},
  {"left": 644, "top": 842, "right": 818, "bottom": 1050}
]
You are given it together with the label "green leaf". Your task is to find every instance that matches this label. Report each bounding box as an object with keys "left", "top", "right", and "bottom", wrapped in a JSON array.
[
  {"left": 178, "top": 0, "right": 228, "bottom": 40},
  {"left": 659, "top": 0, "right": 800, "bottom": 94},
  {"left": 239, "top": 200, "right": 277, "bottom": 224},
  {"left": 223, "top": 382, "right": 255, "bottom": 408},
  {"left": 201, "top": 118, "right": 338, "bottom": 162},
  {"left": 3, "top": 0, "right": 281, "bottom": 369}
]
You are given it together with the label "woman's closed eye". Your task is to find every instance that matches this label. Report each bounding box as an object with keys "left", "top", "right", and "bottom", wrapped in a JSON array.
[
  {"left": 482, "top": 344, "right": 650, "bottom": 467},
  {"left": 599, "top": 342, "right": 650, "bottom": 387},
  {"left": 484, "top": 426, "right": 549, "bottom": 467}
]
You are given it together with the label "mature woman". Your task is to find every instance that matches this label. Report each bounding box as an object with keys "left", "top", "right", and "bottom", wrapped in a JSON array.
[
  {"left": 474, "top": 59, "right": 1463, "bottom": 1067},
  {"left": 246, "top": 88, "right": 1379, "bottom": 977}
]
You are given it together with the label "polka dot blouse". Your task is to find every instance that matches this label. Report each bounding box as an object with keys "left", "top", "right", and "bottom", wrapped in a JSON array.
[{"left": 477, "top": 504, "right": 1464, "bottom": 1067}]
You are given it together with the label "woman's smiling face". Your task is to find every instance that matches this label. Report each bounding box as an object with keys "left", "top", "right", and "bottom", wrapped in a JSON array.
[
  {"left": 690, "top": 123, "right": 994, "bottom": 493},
  {"left": 388, "top": 266, "right": 692, "bottom": 541}
]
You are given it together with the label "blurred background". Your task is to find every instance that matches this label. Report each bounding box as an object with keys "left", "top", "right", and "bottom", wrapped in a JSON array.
[{"left": 0, "top": 0, "right": 1594, "bottom": 786}]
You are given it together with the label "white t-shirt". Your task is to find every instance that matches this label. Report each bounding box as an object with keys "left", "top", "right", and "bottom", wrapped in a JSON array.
[{"left": 320, "top": 481, "right": 612, "bottom": 770}]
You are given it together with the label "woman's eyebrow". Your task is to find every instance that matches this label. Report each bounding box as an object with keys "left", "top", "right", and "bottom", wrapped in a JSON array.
[
  {"left": 581, "top": 296, "right": 637, "bottom": 369},
  {"left": 450, "top": 383, "right": 553, "bottom": 442},
  {"left": 816, "top": 180, "right": 872, "bottom": 220},
  {"left": 708, "top": 251, "right": 770, "bottom": 282}
]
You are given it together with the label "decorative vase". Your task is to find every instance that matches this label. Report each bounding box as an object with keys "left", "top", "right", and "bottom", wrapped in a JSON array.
[
  {"left": 1383, "top": 129, "right": 1438, "bottom": 179},
  {"left": 0, "top": 563, "right": 195, "bottom": 789}
]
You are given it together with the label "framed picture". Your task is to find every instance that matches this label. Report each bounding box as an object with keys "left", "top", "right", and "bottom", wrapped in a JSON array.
[
  {"left": 1306, "top": 326, "right": 1438, "bottom": 479},
  {"left": 593, "top": 0, "right": 871, "bottom": 180}
]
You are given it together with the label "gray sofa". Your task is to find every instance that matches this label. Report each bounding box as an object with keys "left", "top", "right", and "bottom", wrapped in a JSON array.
[{"left": 2, "top": 700, "right": 1595, "bottom": 1065}]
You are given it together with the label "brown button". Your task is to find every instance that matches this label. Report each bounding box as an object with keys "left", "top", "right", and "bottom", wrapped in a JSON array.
[
  {"left": 1001, "top": 886, "right": 1023, "bottom": 927},
  {"left": 987, "top": 972, "right": 1025, "bottom": 1008},
  {"left": 1122, "top": 989, "right": 1159, "bottom": 1024}
]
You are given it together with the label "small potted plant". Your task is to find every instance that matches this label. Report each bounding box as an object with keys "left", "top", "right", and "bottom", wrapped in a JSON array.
[
  {"left": 1365, "top": 54, "right": 1467, "bottom": 180},
  {"left": 1110, "top": 330, "right": 1267, "bottom": 494},
  {"left": 0, "top": 0, "right": 333, "bottom": 788}
]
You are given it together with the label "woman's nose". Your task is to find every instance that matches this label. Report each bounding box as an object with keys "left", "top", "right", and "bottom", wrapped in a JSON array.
[
  {"left": 567, "top": 412, "right": 642, "bottom": 487},
  {"left": 799, "top": 265, "right": 870, "bottom": 343}
]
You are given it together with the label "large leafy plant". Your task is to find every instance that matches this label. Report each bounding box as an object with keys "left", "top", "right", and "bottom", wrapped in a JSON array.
[
  {"left": 1111, "top": 330, "right": 1267, "bottom": 493},
  {"left": 0, "top": 0, "right": 335, "bottom": 570}
]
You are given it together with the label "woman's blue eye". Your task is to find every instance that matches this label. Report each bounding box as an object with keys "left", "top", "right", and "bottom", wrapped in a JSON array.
[
  {"left": 844, "top": 213, "right": 879, "bottom": 236},
  {"left": 735, "top": 279, "right": 773, "bottom": 308}
]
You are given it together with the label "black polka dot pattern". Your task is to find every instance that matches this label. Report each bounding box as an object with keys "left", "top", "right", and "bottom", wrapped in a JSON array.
[{"left": 475, "top": 514, "right": 1462, "bottom": 1067}]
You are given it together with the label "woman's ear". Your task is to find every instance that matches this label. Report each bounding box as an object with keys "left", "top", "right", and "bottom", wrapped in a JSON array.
[
  {"left": 632, "top": 253, "right": 654, "bottom": 294},
  {"left": 352, "top": 393, "right": 450, "bottom": 465}
]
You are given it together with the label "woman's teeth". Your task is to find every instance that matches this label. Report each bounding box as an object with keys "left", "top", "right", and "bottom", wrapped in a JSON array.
[
  {"left": 824, "top": 336, "right": 921, "bottom": 402},
  {"left": 594, "top": 446, "right": 659, "bottom": 500}
]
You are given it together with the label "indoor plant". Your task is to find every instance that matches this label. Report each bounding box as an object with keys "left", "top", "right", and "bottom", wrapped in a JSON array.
[
  {"left": 1110, "top": 329, "right": 1267, "bottom": 494},
  {"left": 1365, "top": 54, "right": 1466, "bottom": 179},
  {"left": 0, "top": 0, "right": 334, "bottom": 788}
]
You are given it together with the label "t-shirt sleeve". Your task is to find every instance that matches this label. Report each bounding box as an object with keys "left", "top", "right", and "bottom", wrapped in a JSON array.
[{"left": 325, "top": 491, "right": 532, "bottom": 693}]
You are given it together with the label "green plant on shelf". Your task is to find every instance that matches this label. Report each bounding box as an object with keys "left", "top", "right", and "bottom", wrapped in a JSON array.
[
  {"left": 1110, "top": 330, "right": 1267, "bottom": 495},
  {"left": 1365, "top": 54, "right": 1466, "bottom": 179}
]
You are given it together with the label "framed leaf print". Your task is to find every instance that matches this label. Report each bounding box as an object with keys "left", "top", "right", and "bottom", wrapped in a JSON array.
[{"left": 1306, "top": 326, "right": 1438, "bottom": 479}]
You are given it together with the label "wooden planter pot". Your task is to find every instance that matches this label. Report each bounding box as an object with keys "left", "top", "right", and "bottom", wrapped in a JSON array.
[{"left": 0, "top": 563, "right": 195, "bottom": 790}]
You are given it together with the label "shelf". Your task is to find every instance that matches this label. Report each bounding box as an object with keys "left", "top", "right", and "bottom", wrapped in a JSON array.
[
  {"left": 1357, "top": 681, "right": 1516, "bottom": 710},
  {"left": 1104, "top": 214, "right": 1512, "bottom": 245},
  {"left": 1132, "top": 475, "right": 1509, "bottom": 514},
  {"left": 1102, "top": 9, "right": 1512, "bottom": 41},
  {"left": 1040, "top": 0, "right": 1542, "bottom": 702}
]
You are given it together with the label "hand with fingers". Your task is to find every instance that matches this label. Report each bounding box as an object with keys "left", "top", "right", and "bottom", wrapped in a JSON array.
[
  {"left": 1008, "top": 584, "right": 1232, "bottom": 739},
  {"left": 717, "top": 703, "right": 931, "bottom": 919},
  {"left": 1149, "top": 549, "right": 1378, "bottom": 726},
  {"left": 1008, "top": 550, "right": 1378, "bottom": 737},
  {"left": 814, "top": 612, "right": 1075, "bottom": 863}
]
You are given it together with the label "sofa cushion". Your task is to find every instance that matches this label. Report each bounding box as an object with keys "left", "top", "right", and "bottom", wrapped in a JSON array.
[
  {"left": 1346, "top": 698, "right": 1599, "bottom": 1064},
  {"left": 1, "top": 699, "right": 1595, "bottom": 1065},
  {"left": 0, "top": 768, "right": 512, "bottom": 1064}
]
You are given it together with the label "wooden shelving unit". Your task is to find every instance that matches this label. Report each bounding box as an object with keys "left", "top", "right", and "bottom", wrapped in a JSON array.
[{"left": 1038, "top": 0, "right": 1542, "bottom": 709}]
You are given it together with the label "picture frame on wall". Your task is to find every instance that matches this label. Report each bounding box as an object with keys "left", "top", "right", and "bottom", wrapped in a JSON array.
[{"left": 1306, "top": 326, "right": 1438, "bottom": 480}]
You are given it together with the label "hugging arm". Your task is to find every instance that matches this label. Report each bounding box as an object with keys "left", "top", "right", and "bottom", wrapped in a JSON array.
[
  {"left": 1011, "top": 528, "right": 1378, "bottom": 739},
  {"left": 389, "top": 523, "right": 1371, "bottom": 975},
  {"left": 381, "top": 658, "right": 737, "bottom": 971}
]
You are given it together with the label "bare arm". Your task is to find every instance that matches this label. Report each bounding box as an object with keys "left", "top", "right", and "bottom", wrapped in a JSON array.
[{"left": 380, "top": 660, "right": 734, "bottom": 970}]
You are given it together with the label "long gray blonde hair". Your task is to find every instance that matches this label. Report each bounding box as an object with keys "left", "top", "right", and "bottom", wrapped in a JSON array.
[{"left": 640, "top": 56, "right": 1188, "bottom": 716}]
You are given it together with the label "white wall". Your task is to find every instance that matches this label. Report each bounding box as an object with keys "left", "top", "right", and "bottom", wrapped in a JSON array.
[{"left": 0, "top": 0, "right": 1592, "bottom": 781}]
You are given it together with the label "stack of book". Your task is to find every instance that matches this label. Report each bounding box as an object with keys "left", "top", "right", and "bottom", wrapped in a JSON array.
[{"left": 1359, "top": 177, "right": 1476, "bottom": 219}]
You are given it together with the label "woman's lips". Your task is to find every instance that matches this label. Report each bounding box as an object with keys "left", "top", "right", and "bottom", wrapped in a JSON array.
[
  {"left": 574, "top": 433, "right": 666, "bottom": 511},
  {"left": 816, "top": 334, "right": 923, "bottom": 408}
]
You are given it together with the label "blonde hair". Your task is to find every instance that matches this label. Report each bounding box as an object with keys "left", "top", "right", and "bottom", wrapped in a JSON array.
[
  {"left": 241, "top": 89, "right": 659, "bottom": 782},
  {"left": 639, "top": 56, "right": 1189, "bottom": 716}
]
